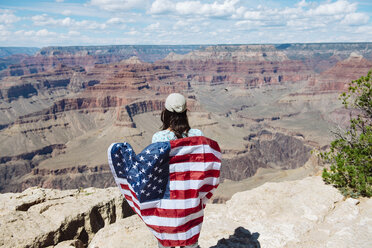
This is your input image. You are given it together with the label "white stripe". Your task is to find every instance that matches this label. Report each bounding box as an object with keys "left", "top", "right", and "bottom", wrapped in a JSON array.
[
  {"left": 170, "top": 144, "right": 221, "bottom": 159},
  {"left": 169, "top": 161, "right": 221, "bottom": 173},
  {"left": 142, "top": 209, "right": 204, "bottom": 227},
  {"left": 107, "top": 143, "right": 117, "bottom": 178},
  {"left": 170, "top": 177, "right": 219, "bottom": 190},
  {"left": 120, "top": 184, "right": 202, "bottom": 210},
  {"left": 151, "top": 223, "right": 202, "bottom": 241}
]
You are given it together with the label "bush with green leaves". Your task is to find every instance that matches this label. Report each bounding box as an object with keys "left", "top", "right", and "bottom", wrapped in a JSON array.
[{"left": 320, "top": 69, "right": 372, "bottom": 198}]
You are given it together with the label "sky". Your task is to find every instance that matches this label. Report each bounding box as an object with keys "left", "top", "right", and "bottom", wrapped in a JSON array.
[{"left": 0, "top": 0, "right": 371, "bottom": 47}]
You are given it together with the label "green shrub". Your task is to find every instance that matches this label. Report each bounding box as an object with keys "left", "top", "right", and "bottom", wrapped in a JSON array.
[{"left": 320, "top": 70, "right": 372, "bottom": 198}]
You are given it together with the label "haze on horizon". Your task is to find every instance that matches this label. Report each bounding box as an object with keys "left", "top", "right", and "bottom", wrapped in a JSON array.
[{"left": 0, "top": 0, "right": 372, "bottom": 47}]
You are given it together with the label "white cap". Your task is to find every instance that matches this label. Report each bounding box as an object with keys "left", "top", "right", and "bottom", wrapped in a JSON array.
[{"left": 165, "top": 93, "right": 186, "bottom": 113}]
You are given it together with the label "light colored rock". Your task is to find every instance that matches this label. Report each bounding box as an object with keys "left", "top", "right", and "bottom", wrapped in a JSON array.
[
  {"left": 86, "top": 176, "right": 372, "bottom": 248},
  {"left": 0, "top": 187, "right": 126, "bottom": 248},
  {"left": 89, "top": 215, "right": 158, "bottom": 248},
  {"left": 1, "top": 176, "right": 371, "bottom": 248}
]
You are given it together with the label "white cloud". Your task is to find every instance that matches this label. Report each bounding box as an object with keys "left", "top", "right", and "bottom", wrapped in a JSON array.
[
  {"left": 149, "top": 0, "right": 173, "bottom": 14},
  {"left": 150, "top": 0, "right": 239, "bottom": 17},
  {"left": 310, "top": 0, "right": 356, "bottom": 16},
  {"left": 341, "top": 13, "right": 369, "bottom": 26},
  {"left": 106, "top": 17, "right": 127, "bottom": 25},
  {"left": 31, "top": 15, "right": 107, "bottom": 30},
  {"left": 0, "top": 9, "right": 20, "bottom": 24},
  {"left": 296, "top": 0, "right": 308, "bottom": 8},
  {"left": 89, "top": 0, "right": 149, "bottom": 11},
  {"left": 126, "top": 29, "right": 139, "bottom": 35},
  {"left": 15, "top": 29, "right": 57, "bottom": 37},
  {"left": 68, "top": 30, "right": 80, "bottom": 36},
  {"left": 145, "top": 22, "right": 160, "bottom": 31},
  {"left": 61, "top": 10, "right": 72, "bottom": 15}
]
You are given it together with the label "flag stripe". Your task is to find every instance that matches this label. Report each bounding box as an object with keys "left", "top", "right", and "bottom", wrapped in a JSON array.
[
  {"left": 169, "top": 144, "right": 221, "bottom": 158},
  {"left": 170, "top": 153, "right": 220, "bottom": 164},
  {"left": 158, "top": 233, "right": 200, "bottom": 247},
  {"left": 170, "top": 170, "right": 220, "bottom": 181},
  {"left": 170, "top": 184, "right": 219, "bottom": 199},
  {"left": 141, "top": 202, "right": 203, "bottom": 217},
  {"left": 170, "top": 177, "right": 219, "bottom": 190},
  {"left": 169, "top": 161, "right": 221, "bottom": 173},
  {"left": 170, "top": 136, "right": 220, "bottom": 152},
  {"left": 147, "top": 216, "right": 203, "bottom": 234},
  {"left": 151, "top": 223, "right": 202, "bottom": 241}
]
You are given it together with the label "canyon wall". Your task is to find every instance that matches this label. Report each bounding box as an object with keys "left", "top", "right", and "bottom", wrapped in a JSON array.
[{"left": 1, "top": 43, "right": 372, "bottom": 193}]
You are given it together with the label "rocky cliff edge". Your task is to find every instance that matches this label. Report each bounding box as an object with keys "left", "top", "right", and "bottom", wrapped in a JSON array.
[{"left": 1, "top": 176, "right": 371, "bottom": 248}]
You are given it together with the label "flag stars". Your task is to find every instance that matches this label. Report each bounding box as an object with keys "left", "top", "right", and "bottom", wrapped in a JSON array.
[
  {"left": 115, "top": 154, "right": 119, "bottom": 158},
  {"left": 126, "top": 148, "right": 132, "bottom": 152},
  {"left": 147, "top": 161, "right": 152, "bottom": 167},
  {"left": 158, "top": 179, "right": 163, "bottom": 183},
  {"left": 142, "top": 178, "right": 147, "bottom": 183},
  {"left": 154, "top": 154, "right": 158, "bottom": 159},
  {"left": 159, "top": 147, "right": 164, "bottom": 153},
  {"left": 152, "top": 186, "right": 157, "bottom": 190},
  {"left": 141, "top": 169, "right": 146, "bottom": 173},
  {"left": 116, "top": 162, "right": 121, "bottom": 166},
  {"left": 146, "top": 192, "right": 150, "bottom": 196},
  {"left": 146, "top": 149, "right": 151, "bottom": 154},
  {"left": 139, "top": 156, "right": 144, "bottom": 161},
  {"left": 158, "top": 189, "right": 163, "bottom": 194},
  {"left": 148, "top": 173, "right": 153, "bottom": 178},
  {"left": 140, "top": 189, "right": 145, "bottom": 194},
  {"left": 158, "top": 169, "right": 163, "bottom": 173}
]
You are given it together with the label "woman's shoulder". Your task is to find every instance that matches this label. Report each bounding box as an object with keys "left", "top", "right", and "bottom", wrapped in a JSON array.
[
  {"left": 188, "top": 128, "right": 204, "bottom": 136},
  {"left": 152, "top": 130, "right": 175, "bottom": 143}
]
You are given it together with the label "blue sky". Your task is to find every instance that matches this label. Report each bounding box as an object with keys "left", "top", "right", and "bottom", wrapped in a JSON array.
[{"left": 0, "top": 0, "right": 371, "bottom": 47}]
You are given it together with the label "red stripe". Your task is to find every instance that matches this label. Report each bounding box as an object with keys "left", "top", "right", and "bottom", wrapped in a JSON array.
[
  {"left": 170, "top": 170, "right": 220, "bottom": 181},
  {"left": 170, "top": 184, "right": 218, "bottom": 199},
  {"left": 158, "top": 233, "right": 200, "bottom": 247},
  {"left": 141, "top": 201, "right": 203, "bottom": 217},
  {"left": 120, "top": 183, "right": 138, "bottom": 200},
  {"left": 123, "top": 193, "right": 141, "bottom": 211},
  {"left": 205, "top": 192, "right": 213, "bottom": 199},
  {"left": 148, "top": 216, "right": 203, "bottom": 234},
  {"left": 170, "top": 153, "right": 220, "bottom": 164},
  {"left": 170, "top": 136, "right": 221, "bottom": 153}
]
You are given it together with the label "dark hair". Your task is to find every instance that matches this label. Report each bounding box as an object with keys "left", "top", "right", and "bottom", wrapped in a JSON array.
[{"left": 161, "top": 109, "right": 191, "bottom": 139}]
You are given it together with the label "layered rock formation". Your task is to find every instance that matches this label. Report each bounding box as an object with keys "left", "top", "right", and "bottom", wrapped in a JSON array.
[
  {"left": 1, "top": 43, "right": 372, "bottom": 193},
  {"left": 159, "top": 45, "right": 312, "bottom": 88},
  {"left": 307, "top": 53, "right": 372, "bottom": 93},
  {"left": 2, "top": 177, "right": 370, "bottom": 248},
  {"left": 0, "top": 187, "right": 133, "bottom": 248}
]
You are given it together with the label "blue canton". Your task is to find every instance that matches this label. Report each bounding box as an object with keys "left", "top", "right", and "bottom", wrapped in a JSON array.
[{"left": 110, "top": 141, "right": 171, "bottom": 203}]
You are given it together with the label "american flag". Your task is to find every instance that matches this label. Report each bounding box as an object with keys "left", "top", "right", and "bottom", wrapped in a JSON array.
[{"left": 108, "top": 136, "right": 221, "bottom": 247}]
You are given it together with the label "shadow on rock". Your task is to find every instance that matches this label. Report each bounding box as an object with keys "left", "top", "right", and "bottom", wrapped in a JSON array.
[{"left": 210, "top": 227, "right": 260, "bottom": 248}]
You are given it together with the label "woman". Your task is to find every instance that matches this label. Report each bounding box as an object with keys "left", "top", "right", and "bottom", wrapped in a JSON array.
[
  {"left": 153, "top": 93, "right": 202, "bottom": 248},
  {"left": 152, "top": 93, "right": 203, "bottom": 143}
]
